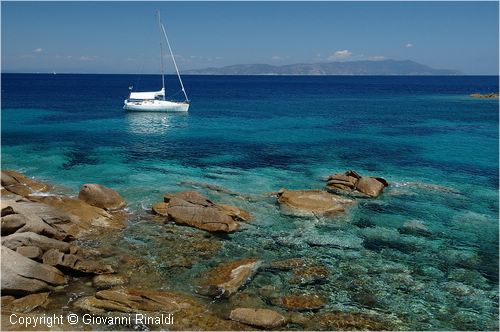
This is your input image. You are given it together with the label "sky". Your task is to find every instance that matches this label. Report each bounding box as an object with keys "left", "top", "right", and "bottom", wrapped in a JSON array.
[{"left": 1, "top": 1, "right": 499, "bottom": 74}]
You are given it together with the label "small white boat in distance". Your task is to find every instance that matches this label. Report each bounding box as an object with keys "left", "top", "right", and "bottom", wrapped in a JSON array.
[{"left": 124, "top": 11, "right": 189, "bottom": 112}]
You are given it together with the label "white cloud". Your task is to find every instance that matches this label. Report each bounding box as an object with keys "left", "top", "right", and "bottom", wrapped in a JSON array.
[
  {"left": 33, "top": 48, "right": 43, "bottom": 53},
  {"left": 271, "top": 55, "right": 283, "bottom": 61},
  {"left": 405, "top": 43, "right": 413, "bottom": 48},
  {"left": 328, "top": 49, "right": 352, "bottom": 60}
]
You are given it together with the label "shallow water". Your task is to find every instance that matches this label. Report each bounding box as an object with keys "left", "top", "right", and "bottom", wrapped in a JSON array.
[{"left": 1, "top": 74, "right": 499, "bottom": 330}]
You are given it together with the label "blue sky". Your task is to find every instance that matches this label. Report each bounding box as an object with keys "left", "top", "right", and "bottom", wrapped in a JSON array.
[{"left": 1, "top": 1, "right": 498, "bottom": 74}]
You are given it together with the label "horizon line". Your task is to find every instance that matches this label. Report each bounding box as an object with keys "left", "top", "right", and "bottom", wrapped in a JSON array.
[{"left": 3, "top": 72, "right": 500, "bottom": 76}]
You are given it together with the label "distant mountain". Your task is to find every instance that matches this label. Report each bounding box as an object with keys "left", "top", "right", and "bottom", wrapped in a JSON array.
[{"left": 184, "top": 59, "right": 460, "bottom": 75}]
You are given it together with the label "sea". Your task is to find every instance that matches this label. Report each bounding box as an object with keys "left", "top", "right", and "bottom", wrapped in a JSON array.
[{"left": 1, "top": 74, "right": 499, "bottom": 330}]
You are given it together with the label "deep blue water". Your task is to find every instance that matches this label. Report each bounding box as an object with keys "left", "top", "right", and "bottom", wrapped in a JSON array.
[{"left": 1, "top": 74, "right": 499, "bottom": 330}]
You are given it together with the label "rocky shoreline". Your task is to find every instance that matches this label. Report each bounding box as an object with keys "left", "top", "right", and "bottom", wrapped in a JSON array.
[{"left": 1, "top": 169, "right": 403, "bottom": 330}]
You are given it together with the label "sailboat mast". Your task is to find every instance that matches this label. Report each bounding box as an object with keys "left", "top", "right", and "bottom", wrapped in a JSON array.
[
  {"left": 157, "top": 11, "right": 165, "bottom": 100},
  {"left": 160, "top": 22, "right": 189, "bottom": 102}
]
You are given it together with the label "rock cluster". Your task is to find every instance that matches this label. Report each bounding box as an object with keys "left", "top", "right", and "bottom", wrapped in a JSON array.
[
  {"left": 1, "top": 169, "right": 399, "bottom": 330},
  {"left": 1, "top": 170, "right": 126, "bottom": 299},
  {"left": 470, "top": 92, "right": 499, "bottom": 99},
  {"left": 152, "top": 191, "right": 252, "bottom": 232},
  {"left": 326, "top": 170, "right": 388, "bottom": 198}
]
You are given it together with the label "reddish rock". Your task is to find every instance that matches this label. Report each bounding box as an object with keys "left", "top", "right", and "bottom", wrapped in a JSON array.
[{"left": 197, "top": 258, "right": 260, "bottom": 297}]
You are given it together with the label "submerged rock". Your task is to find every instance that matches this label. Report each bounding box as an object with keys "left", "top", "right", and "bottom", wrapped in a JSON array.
[
  {"left": 92, "top": 274, "right": 129, "bottom": 289},
  {"left": 229, "top": 308, "right": 287, "bottom": 328},
  {"left": 279, "top": 293, "right": 326, "bottom": 311},
  {"left": 305, "top": 311, "right": 393, "bottom": 330},
  {"left": 73, "top": 288, "right": 246, "bottom": 330},
  {"left": 398, "top": 219, "right": 432, "bottom": 237},
  {"left": 154, "top": 191, "right": 251, "bottom": 233},
  {"left": 289, "top": 264, "right": 330, "bottom": 285},
  {"left": 276, "top": 189, "right": 354, "bottom": 217},
  {"left": 1, "top": 292, "right": 49, "bottom": 313},
  {"left": 264, "top": 258, "right": 330, "bottom": 285},
  {"left": 326, "top": 170, "right": 388, "bottom": 198},
  {"left": 197, "top": 258, "right": 260, "bottom": 297},
  {"left": 1, "top": 246, "right": 66, "bottom": 295},
  {"left": 78, "top": 183, "right": 126, "bottom": 211}
]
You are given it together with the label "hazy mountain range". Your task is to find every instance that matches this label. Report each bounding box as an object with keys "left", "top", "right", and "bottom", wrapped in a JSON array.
[{"left": 184, "top": 59, "right": 460, "bottom": 75}]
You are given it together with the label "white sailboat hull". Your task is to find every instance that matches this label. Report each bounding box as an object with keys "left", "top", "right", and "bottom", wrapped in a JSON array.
[{"left": 123, "top": 99, "right": 189, "bottom": 112}]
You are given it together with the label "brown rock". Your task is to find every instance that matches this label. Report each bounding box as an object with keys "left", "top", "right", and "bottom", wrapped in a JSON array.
[
  {"left": 2, "top": 232, "right": 70, "bottom": 253},
  {"left": 0, "top": 200, "right": 71, "bottom": 240},
  {"left": 229, "top": 308, "right": 287, "bottom": 328},
  {"left": 198, "top": 258, "right": 260, "bottom": 297},
  {"left": 166, "top": 191, "right": 249, "bottom": 232},
  {"left": 326, "top": 170, "right": 388, "bottom": 198},
  {"left": 355, "top": 177, "right": 387, "bottom": 198},
  {"left": 92, "top": 274, "right": 129, "bottom": 289},
  {"left": 78, "top": 183, "right": 126, "bottom": 211},
  {"left": 1, "top": 214, "right": 27, "bottom": 234},
  {"left": 163, "top": 193, "right": 174, "bottom": 203},
  {"left": 217, "top": 204, "right": 252, "bottom": 221},
  {"left": 42, "top": 249, "right": 114, "bottom": 274},
  {"left": 327, "top": 173, "right": 359, "bottom": 191},
  {"left": 1, "top": 293, "right": 49, "bottom": 313},
  {"left": 32, "top": 196, "right": 125, "bottom": 237},
  {"left": 152, "top": 202, "right": 169, "bottom": 216},
  {"left": 277, "top": 189, "right": 354, "bottom": 217},
  {"left": 1, "top": 170, "right": 51, "bottom": 198},
  {"left": 1, "top": 246, "right": 66, "bottom": 295},
  {"left": 16, "top": 246, "right": 43, "bottom": 259},
  {"left": 280, "top": 294, "right": 326, "bottom": 311}
]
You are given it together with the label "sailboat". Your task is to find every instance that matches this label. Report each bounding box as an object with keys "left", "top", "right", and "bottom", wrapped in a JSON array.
[{"left": 124, "top": 11, "right": 189, "bottom": 112}]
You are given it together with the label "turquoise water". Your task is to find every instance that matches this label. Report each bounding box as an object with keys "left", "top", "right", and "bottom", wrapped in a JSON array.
[{"left": 1, "top": 74, "right": 499, "bottom": 329}]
